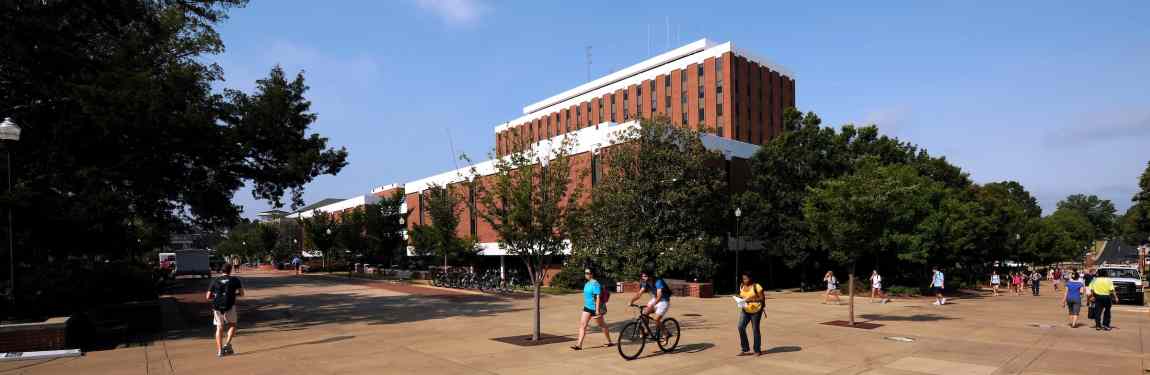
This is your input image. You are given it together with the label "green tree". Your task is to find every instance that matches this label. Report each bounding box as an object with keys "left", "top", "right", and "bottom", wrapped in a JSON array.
[
  {"left": 1056, "top": 194, "right": 1117, "bottom": 239},
  {"left": 257, "top": 223, "right": 280, "bottom": 262},
  {"left": 0, "top": 1, "right": 348, "bottom": 266},
  {"left": 409, "top": 184, "right": 477, "bottom": 268},
  {"left": 1022, "top": 209, "right": 1095, "bottom": 264},
  {"left": 1119, "top": 205, "right": 1150, "bottom": 246},
  {"left": 304, "top": 210, "right": 338, "bottom": 271},
  {"left": 804, "top": 160, "right": 941, "bottom": 325},
  {"left": 1126, "top": 161, "right": 1150, "bottom": 244},
  {"left": 335, "top": 207, "right": 368, "bottom": 274},
  {"left": 737, "top": 108, "right": 930, "bottom": 287},
  {"left": 973, "top": 181, "right": 1041, "bottom": 265},
  {"left": 570, "top": 117, "right": 726, "bottom": 282},
  {"left": 472, "top": 132, "right": 583, "bottom": 341},
  {"left": 363, "top": 190, "right": 407, "bottom": 266}
]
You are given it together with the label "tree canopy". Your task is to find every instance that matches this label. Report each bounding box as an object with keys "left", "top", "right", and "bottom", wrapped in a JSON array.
[
  {"left": 570, "top": 117, "right": 727, "bottom": 281},
  {"left": 0, "top": 0, "right": 348, "bottom": 262},
  {"left": 1056, "top": 194, "right": 1117, "bottom": 239}
]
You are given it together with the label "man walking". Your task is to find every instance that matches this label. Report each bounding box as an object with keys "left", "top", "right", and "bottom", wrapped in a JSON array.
[
  {"left": 1030, "top": 270, "right": 1042, "bottom": 296},
  {"left": 1088, "top": 272, "right": 1117, "bottom": 331},
  {"left": 931, "top": 266, "right": 946, "bottom": 305},
  {"left": 206, "top": 263, "right": 245, "bottom": 356}
]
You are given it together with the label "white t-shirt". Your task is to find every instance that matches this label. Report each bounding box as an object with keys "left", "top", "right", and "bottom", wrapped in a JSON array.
[{"left": 870, "top": 274, "right": 882, "bottom": 288}]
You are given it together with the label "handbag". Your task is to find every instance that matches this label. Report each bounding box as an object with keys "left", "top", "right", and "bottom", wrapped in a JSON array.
[{"left": 1087, "top": 301, "right": 1098, "bottom": 320}]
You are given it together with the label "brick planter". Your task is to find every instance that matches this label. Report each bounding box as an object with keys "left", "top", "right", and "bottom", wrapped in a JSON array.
[
  {"left": 617, "top": 281, "right": 713, "bottom": 298},
  {"left": 0, "top": 317, "right": 71, "bottom": 352}
]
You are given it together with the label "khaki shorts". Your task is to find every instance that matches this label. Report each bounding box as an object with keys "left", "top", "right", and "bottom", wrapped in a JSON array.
[{"left": 213, "top": 307, "right": 238, "bottom": 326}]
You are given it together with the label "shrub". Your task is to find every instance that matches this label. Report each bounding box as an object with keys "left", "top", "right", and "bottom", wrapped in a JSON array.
[
  {"left": 549, "top": 263, "right": 585, "bottom": 290},
  {"left": 887, "top": 285, "right": 921, "bottom": 297}
]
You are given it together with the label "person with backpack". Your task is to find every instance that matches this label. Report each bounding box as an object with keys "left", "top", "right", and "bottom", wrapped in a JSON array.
[
  {"left": 629, "top": 270, "right": 672, "bottom": 339},
  {"left": 736, "top": 272, "right": 765, "bottom": 356},
  {"left": 206, "top": 263, "right": 245, "bottom": 357},
  {"left": 571, "top": 268, "right": 611, "bottom": 350}
]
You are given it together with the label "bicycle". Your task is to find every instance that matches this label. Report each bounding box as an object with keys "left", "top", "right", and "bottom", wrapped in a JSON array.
[{"left": 616, "top": 304, "right": 680, "bottom": 360}]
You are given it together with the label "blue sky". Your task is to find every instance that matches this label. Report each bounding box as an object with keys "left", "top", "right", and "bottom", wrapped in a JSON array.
[{"left": 214, "top": 1, "right": 1150, "bottom": 218}]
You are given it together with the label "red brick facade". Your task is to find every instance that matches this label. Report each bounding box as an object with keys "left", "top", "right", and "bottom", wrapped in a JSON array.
[{"left": 496, "top": 51, "right": 795, "bottom": 157}]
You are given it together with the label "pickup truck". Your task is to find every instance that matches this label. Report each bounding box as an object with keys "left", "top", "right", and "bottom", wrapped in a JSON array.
[{"left": 1095, "top": 264, "right": 1143, "bottom": 305}]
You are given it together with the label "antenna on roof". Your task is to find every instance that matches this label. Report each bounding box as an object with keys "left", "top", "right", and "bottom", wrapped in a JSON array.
[
  {"left": 585, "top": 46, "right": 592, "bottom": 82},
  {"left": 446, "top": 128, "right": 460, "bottom": 171}
]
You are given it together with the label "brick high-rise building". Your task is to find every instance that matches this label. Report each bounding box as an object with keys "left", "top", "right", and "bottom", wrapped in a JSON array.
[{"left": 304, "top": 39, "right": 795, "bottom": 263}]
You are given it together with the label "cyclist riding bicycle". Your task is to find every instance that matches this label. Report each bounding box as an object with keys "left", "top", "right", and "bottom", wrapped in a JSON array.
[{"left": 628, "top": 270, "right": 671, "bottom": 337}]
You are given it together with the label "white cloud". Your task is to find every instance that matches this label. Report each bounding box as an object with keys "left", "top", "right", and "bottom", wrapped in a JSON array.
[{"left": 413, "top": 0, "right": 487, "bottom": 27}]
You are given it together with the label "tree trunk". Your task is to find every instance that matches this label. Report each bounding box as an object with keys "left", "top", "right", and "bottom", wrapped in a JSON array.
[
  {"left": 848, "top": 263, "right": 856, "bottom": 326},
  {"left": 533, "top": 278, "right": 542, "bottom": 341}
]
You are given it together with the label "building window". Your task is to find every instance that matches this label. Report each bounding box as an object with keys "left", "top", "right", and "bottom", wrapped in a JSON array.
[
  {"left": 651, "top": 81, "right": 657, "bottom": 112},
  {"left": 699, "top": 107, "right": 705, "bottom": 122},
  {"left": 598, "top": 101, "right": 604, "bottom": 122},
  {"left": 717, "top": 85, "right": 724, "bottom": 104},
  {"left": 717, "top": 104, "right": 723, "bottom": 116},
  {"left": 697, "top": 64, "right": 704, "bottom": 77},
  {"left": 698, "top": 85, "right": 704, "bottom": 100},
  {"left": 591, "top": 153, "right": 599, "bottom": 186},
  {"left": 545, "top": 117, "right": 551, "bottom": 138},
  {"left": 576, "top": 110, "right": 581, "bottom": 128},
  {"left": 610, "top": 95, "right": 616, "bottom": 122},
  {"left": 681, "top": 111, "right": 688, "bottom": 125},
  {"left": 418, "top": 192, "right": 425, "bottom": 225},
  {"left": 717, "top": 125, "right": 724, "bottom": 137},
  {"left": 587, "top": 104, "right": 592, "bottom": 126},
  {"left": 623, "top": 92, "right": 629, "bottom": 120},
  {"left": 468, "top": 183, "right": 477, "bottom": 237}
]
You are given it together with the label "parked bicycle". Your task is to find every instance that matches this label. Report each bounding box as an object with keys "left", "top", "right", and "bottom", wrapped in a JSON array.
[{"left": 616, "top": 304, "right": 680, "bottom": 360}]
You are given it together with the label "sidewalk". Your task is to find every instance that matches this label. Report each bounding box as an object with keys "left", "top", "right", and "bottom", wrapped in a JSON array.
[{"left": 1, "top": 273, "right": 1144, "bottom": 374}]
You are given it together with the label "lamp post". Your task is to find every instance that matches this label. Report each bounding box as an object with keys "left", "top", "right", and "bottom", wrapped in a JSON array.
[
  {"left": 734, "top": 207, "right": 741, "bottom": 290},
  {"left": 0, "top": 118, "right": 19, "bottom": 304},
  {"left": 324, "top": 227, "right": 332, "bottom": 271}
]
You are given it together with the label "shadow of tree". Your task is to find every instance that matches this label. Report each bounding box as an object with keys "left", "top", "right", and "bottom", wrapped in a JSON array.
[
  {"left": 164, "top": 275, "right": 526, "bottom": 340},
  {"left": 858, "top": 313, "right": 956, "bottom": 322}
]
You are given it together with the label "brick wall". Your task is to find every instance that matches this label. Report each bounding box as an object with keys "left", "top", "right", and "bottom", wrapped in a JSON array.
[{"left": 0, "top": 317, "right": 70, "bottom": 352}]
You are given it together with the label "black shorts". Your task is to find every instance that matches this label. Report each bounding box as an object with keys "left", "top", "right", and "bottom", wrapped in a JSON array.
[
  {"left": 582, "top": 306, "right": 605, "bottom": 316},
  {"left": 932, "top": 287, "right": 943, "bottom": 295}
]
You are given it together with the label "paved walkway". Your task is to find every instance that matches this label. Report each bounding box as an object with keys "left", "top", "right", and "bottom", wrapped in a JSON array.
[{"left": 2, "top": 273, "right": 1146, "bottom": 374}]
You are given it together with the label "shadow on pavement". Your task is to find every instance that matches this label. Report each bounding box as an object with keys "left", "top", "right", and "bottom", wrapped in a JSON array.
[
  {"left": 671, "top": 342, "right": 714, "bottom": 354},
  {"left": 858, "top": 313, "right": 956, "bottom": 322},
  {"left": 238, "top": 335, "right": 356, "bottom": 355},
  {"left": 164, "top": 275, "right": 527, "bottom": 340},
  {"left": 763, "top": 345, "right": 801, "bottom": 354}
]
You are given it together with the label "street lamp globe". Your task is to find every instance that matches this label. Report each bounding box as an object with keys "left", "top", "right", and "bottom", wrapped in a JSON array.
[
  {"left": 734, "top": 207, "right": 741, "bottom": 218},
  {"left": 0, "top": 118, "right": 21, "bottom": 142},
  {"left": 325, "top": 228, "right": 332, "bottom": 235}
]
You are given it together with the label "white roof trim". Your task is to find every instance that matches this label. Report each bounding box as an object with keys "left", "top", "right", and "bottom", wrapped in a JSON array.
[
  {"left": 406, "top": 120, "right": 758, "bottom": 195},
  {"left": 495, "top": 39, "right": 795, "bottom": 134},
  {"left": 285, "top": 194, "right": 381, "bottom": 219},
  {"left": 370, "top": 183, "right": 401, "bottom": 194}
]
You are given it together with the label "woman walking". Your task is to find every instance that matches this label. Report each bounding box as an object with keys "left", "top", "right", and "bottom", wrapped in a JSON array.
[
  {"left": 736, "top": 272, "right": 765, "bottom": 356},
  {"left": 869, "top": 270, "right": 888, "bottom": 303},
  {"left": 1012, "top": 272, "right": 1024, "bottom": 296},
  {"left": 990, "top": 271, "right": 1001, "bottom": 297},
  {"left": 823, "top": 271, "right": 841, "bottom": 305},
  {"left": 572, "top": 268, "right": 611, "bottom": 350},
  {"left": 1062, "top": 271, "right": 1085, "bottom": 328}
]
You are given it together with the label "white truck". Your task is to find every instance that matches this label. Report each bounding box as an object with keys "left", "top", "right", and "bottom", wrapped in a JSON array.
[
  {"left": 168, "top": 249, "right": 212, "bottom": 278},
  {"left": 1095, "top": 264, "right": 1143, "bottom": 305}
]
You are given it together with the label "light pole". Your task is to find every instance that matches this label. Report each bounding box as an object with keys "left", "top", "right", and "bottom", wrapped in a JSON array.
[
  {"left": 0, "top": 118, "right": 20, "bottom": 304},
  {"left": 734, "top": 207, "right": 741, "bottom": 290},
  {"left": 324, "top": 227, "right": 332, "bottom": 271}
]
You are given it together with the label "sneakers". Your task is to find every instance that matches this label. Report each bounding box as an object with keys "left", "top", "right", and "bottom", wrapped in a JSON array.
[
  {"left": 222, "top": 344, "right": 235, "bottom": 355},
  {"left": 941, "top": 298, "right": 947, "bottom": 305}
]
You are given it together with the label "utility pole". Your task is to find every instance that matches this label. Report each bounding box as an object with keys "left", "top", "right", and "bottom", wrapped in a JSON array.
[{"left": 585, "top": 46, "right": 592, "bottom": 82}]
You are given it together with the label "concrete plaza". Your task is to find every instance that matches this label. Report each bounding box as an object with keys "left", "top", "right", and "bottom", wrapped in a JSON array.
[{"left": 2, "top": 272, "right": 1147, "bottom": 374}]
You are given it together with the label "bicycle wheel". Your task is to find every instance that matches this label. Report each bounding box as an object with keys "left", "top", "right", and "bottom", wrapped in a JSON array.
[
  {"left": 617, "top": 321, "right": 646, "bottom": 360},
  {"left": 656, "top": 318, "right": 680, "bottom": 353}
]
